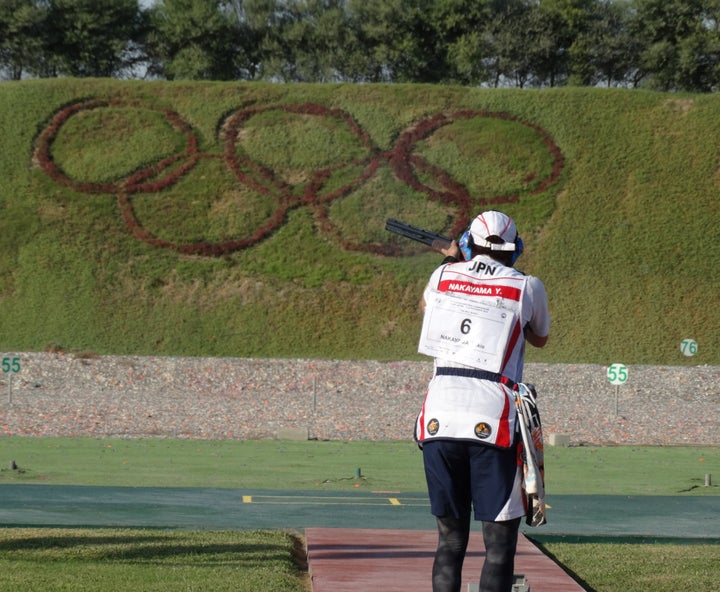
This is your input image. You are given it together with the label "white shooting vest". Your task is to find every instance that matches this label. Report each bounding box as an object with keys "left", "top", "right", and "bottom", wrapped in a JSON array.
[{"left": 416, "top": 256, "right": 544, "bottom": 447}]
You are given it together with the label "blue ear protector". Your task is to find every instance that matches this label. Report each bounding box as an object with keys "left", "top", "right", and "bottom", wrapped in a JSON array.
[
  {"left": 510, "top": 236, "right": 524, "bottom": 265},
  {"left": 459, "top": 230, "right": 472, "bottom": 260}
]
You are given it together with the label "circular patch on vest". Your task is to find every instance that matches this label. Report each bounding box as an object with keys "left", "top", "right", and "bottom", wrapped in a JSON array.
[
  {"left": 427, "top": 418, "right": 440, "bottom": 436},
  {"left": 474, "top": 422, "right": 492, "bottom": 439}
]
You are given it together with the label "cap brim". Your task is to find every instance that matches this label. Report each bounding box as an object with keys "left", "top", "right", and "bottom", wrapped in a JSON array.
[{"left": 473, "top": 237, "right": 516, "bottom": 251}]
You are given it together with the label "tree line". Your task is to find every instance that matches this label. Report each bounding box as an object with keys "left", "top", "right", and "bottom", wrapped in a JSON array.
[{"left": 2, "top": 0, "right": 720, "bottom": 92}]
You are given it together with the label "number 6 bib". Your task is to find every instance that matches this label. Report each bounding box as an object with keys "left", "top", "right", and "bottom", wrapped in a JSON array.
[{"left": 418, "top": 290, "right": 517, "bottom": 373}]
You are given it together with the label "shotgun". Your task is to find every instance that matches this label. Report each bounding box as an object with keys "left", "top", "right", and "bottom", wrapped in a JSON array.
[{"left": 385, "top": 218, "right": 453, "bottom": 252}]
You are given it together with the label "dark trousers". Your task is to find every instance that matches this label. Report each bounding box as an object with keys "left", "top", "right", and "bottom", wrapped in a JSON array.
[{"left": 432, "top": 514, "right": 521, "bottom": 592}]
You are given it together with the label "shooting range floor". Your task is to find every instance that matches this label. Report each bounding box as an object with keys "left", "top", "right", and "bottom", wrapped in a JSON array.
[
  {"left": 1, "top": 485, "right": 718, "bottom": 591},
  {"left": 305, "top": 527, "right": 585, "bottom": 592}
]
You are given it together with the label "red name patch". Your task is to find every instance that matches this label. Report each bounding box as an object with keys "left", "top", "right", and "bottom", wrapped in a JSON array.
[{"left": 438, "top": 280, "right": 521, "bottom": 301}]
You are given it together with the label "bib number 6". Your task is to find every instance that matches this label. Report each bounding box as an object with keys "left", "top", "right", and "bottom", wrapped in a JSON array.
[{"left": 460, "top": 318, "right": 472, "bottom": 334}]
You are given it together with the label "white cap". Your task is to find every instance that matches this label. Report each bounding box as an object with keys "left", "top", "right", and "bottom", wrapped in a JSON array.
[{"left": 469, "top": 211, "right": 518, "bottom": 251}]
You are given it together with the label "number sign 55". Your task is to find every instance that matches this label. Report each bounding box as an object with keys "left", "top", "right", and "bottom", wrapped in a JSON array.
[
  {"left": 1, "top": 356, "right": 21, "bottom": 374},
  {"left": 606, "top": 363, "right": 628, "bottom": 385}
]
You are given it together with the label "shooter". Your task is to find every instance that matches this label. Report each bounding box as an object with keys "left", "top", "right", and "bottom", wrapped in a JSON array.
[{"left": 402, "top": 211, "right": 551, "bottom": 592}]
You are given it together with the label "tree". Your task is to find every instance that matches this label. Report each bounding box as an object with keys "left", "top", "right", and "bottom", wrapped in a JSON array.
[
  {"left": 46, "top": 0, "right": 145, "bottom": 78},
  {"left": 426, "top": 0, "right": 495, "bottom": 84},
  {"left": 675, "top": 26, "right": 720, "bottom": 91},
  {"left": 484, "top": 1, "right": 535, "bottom": 87},
  {"left": 145, "top": 0, "right": 242, "bottom": 80},
  {"left": 343, "top": 0, "right": 434, "bottom": 83},
  {"left": 570, "top": 0, "right": 641, "bottom": 87},
  {"left": 528, "top": 0, "right": 599, "bottom": 87},
  {"left": 245, "top": 0, "right": 350, "bottom": 82},
  {"left": 631, "top": 0, "right": 720, "bottom": 91},
  {"left": 0, "top": 0, "right": 49, "bottom": 79}
]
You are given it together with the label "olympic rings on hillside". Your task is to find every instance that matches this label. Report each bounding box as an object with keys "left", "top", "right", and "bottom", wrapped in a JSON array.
[{"left": 33, "top": 98, "right": 564, "bottom": 257}]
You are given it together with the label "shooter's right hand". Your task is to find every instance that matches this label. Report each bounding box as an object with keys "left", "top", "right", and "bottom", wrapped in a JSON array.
[{"left": 439, "top": 240, "right": 461, "bottom": 261}]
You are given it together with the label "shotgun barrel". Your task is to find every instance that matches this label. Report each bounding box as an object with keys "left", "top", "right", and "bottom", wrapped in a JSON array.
[{"left": 385, "top": 219, "right": 453, "bottom": 251}]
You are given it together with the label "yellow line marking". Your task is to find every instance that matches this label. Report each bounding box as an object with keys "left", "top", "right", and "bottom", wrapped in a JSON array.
[
  {"left": 243, "top": 500, "right": 427, "bottom": 507},
  {"left": 237, "top": 493, "right": 430, "bottom": 508}
]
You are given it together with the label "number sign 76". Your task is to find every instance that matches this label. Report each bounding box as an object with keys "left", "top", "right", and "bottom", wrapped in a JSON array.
[{"left": 1, "top": 357, "right": 20, "bottom": 374}]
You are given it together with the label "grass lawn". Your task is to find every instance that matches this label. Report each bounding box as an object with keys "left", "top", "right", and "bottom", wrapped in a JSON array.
[
  {"left": 0, "top": 437, "right": 718, "bottom": 591},
  {"left": 0, "top": 528, "right": 309, "bottom": 592},
  {"left": 1, "top": 437, "right": 718, "bottom": 496},
  {"left": 2, "top": 81, "right": 719, "bottom": 366},
  {"left": 537, "top": 539, "right": 719, "bottom": 592}
]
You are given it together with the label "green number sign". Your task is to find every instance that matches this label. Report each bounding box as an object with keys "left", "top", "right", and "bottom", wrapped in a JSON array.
[
  {"left": 1, "top": 356, "right": 21, "bottom": 374},
  {"left": 680, "top": 339, "right": 697, "bottom": 357},
  {"left": 607, "top": 363, "right": 628, "bottom": 385}
]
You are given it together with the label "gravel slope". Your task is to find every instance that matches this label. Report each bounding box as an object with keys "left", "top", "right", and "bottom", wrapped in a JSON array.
[{"left": 1, "top": 353, "right": 717, "bottom": 446}]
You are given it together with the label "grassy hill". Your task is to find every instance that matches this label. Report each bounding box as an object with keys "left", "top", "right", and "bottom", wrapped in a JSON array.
[{"left": 0, "top": 79, "right": 718, "bottom": 365}]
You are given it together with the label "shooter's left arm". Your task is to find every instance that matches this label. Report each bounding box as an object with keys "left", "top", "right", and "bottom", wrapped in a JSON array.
[{"left": 524, "top": 276, "right": 550, "bottom": 348}]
